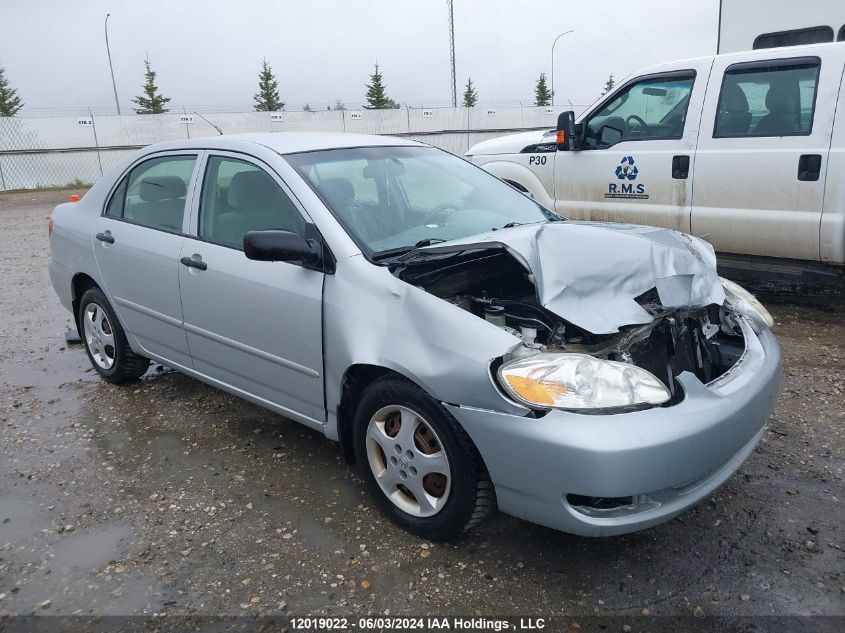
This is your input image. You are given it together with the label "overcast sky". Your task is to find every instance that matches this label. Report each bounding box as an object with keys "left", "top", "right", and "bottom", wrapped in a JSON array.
[{"left": 2, "top": 0, "right": 718, "bottom": 113}]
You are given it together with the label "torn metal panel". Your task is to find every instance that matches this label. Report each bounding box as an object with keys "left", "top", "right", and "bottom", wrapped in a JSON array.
[{"left": 405, "top": 221, "right": 726, "bottom": 334}]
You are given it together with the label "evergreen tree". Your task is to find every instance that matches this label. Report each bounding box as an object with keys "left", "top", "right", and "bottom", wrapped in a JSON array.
[
  {"left": 601, "top": 73, "right": 616, "bottom": 95},
  {"left": 461, "top": 77, "right": 478, "bottom": 108},
  {"left": 302, "top": 103, "right": 312, "bottom": 112},
  {"left": 534, "top": 73, "right": 553, "bottom": 107},
  {"left": 364, "top": 63, "right": 399, "bottom": 109},
  {"left": 253, "top": 59, "right": 284, "bottom": 112},
  {"left": 0, "top": 65, "right": 24, "bottom": 116},
  {"left": 132, "top": 56, "right": 170, "bottom": 114}
]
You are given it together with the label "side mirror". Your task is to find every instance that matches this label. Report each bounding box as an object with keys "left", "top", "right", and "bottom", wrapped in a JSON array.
[
  {"left": 556, "top": 110, "right": 579, "bottom": 151},
  {"left": 243, "top": 229, "right": 322, "bottom": 268}
]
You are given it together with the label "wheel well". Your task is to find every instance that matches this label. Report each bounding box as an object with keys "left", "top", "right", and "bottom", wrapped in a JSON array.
[
  {"left": 71, "top": 273, "right": 99, "bottom": 334},
  {"left": 337, "top": 364, "right": 404, "bottom": 464}
]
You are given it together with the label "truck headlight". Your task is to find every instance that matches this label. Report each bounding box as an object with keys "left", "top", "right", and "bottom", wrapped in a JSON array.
[
  {"left": 497, "top": 353, "right": 671, "bottom": 411},
  {"left": 720, "top": 277, "right": 774, "bottom": 331}
]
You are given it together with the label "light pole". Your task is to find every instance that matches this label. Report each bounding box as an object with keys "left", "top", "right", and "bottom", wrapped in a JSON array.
[
  {"left": 105, "top": 13, "right": 121, "bottom": 115},
  {"left": 550, "top": 29, "right": 574, "bottom": 107},
  {"left": 448, "top": 0, "right": 456, "bottom": 108}
]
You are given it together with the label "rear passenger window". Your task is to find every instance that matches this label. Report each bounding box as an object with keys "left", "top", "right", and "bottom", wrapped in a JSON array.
[
  {"left": 107, "top": 155, "right": 197, "bottom": 231},
  {"left": 713, "top": 59, "right": 820, "bottom": 138},
  {"left": 198, "top": 156, "right": 305, "bottom": 249}
]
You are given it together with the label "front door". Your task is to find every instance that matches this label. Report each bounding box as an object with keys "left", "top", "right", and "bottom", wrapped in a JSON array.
[
  {"left": 554, "top": 62, "right": 712, "bottom": 232},
  {"left": 178, "top": 153, "right": 325, "bottom": 426},
  {"left": 691, "top": 49, "right": 845, "bottom": 260},
  {"left": 92, "top": 152, "right": 200, "bottom": 368}
]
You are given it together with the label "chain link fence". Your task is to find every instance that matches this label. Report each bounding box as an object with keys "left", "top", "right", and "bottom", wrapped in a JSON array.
[{"left": 0, "top": 105, "right": 588, "bottom": 191}]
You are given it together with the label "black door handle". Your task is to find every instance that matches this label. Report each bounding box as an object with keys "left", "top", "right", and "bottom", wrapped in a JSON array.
[
  {"left": 672, "top": 155, "right": 690, "bottom": 179},
  {"left": 95, "top": 232, "right": 115, "bottom": 244},
  {"left": 798, "top": 154, "right": 822, "bottom": 181},
  {"left": 180, "top": 256, "right": 207, "bottom": 271}
]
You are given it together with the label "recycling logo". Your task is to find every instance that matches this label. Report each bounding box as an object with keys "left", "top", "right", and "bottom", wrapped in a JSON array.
[{"left": 615, "top": 156, "right": 638, "bottom": 180}]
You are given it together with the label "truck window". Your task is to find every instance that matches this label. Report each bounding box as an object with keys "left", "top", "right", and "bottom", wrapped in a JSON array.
[
  {"left": 753, "top": 26, "right": 833, "bottom": 50},
  {"left": 582, "top": 72, "right": 695, "bottom": 150},
  {"left": 713, "top": 58, "right": 820, "bottom": 138}
]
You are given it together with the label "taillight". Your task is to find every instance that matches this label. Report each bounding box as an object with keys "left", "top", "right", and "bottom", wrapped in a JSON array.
[{"left": 48, "top": 217, "right": 53, "bottom": 237}]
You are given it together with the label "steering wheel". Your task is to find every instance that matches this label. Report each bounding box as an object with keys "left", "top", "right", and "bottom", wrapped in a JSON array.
[
  {"left": 422, "top": 203, "right": 459, "bottom": 225},
  {"left": 626, "top": 114, "right": 648, "bottom": 133}
]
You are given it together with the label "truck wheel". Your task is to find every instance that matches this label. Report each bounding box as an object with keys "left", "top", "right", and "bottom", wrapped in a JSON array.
[
  {"left": 78, "top": 287, "right": 149, "bottom": 383},
  {"left": 353, "top": 375, "right": 495, "bottom": 539}
]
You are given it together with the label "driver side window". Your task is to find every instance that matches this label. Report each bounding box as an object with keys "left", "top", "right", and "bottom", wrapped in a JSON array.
[{"left": 584, "top": 72, "right": 695, "bottom": 149}]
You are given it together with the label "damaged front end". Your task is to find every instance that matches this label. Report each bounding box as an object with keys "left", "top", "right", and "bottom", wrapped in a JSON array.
[{"left": 391, "top": 222, "right": 767, "bottom": 413}]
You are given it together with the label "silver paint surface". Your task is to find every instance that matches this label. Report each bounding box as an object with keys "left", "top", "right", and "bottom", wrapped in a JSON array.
[{"left": 48, "top": 132, "right": 781, "bottom": 536}]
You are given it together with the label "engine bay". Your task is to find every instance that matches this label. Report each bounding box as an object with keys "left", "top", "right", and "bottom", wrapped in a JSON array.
[{"left": 393, "top": 249, "right": 746, "bottom": 400}]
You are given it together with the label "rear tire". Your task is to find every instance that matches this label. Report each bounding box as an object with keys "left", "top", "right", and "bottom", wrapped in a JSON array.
[
  {"left": 78, "top": 287, "right": 149, "bottom": 383},
  {"left": 353, "top": 375, "right": 495, "bottom": 540}
]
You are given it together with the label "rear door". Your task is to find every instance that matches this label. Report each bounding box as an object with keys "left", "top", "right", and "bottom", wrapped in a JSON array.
[
  {"left": 178, "top": 152, "right": 326, "bottom": 426},
  {"left": 553, "top": 59, "right": 713, "bottom": 232},
  {"left": 92, "top": 152, "right": 201, "bottom": 368},
  {"left": 691, "top": 47, "right": 845, "bottom": 260}
]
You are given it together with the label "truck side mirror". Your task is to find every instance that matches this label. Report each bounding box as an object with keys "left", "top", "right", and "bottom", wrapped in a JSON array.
[{"left": 556, "top": 111, "right": 578, "bottom": 151}]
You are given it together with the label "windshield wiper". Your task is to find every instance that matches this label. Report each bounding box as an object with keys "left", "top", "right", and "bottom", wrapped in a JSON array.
[
  {"left": 371, "top": 246, "right": 415, "bottom": 261},
  {"left": 414, "top": 238, "right": 446, "bottom": 247},
  {"left": 371, "top": 238, "right": 449, "bottom": 263},
  {"left": 492, "top": 221, "right": 523, "bottom": 231}
]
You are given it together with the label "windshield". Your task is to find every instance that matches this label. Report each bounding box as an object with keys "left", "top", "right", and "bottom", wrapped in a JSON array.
[{"left": 285, "top": 145, "right": 557, "bottom": 258}]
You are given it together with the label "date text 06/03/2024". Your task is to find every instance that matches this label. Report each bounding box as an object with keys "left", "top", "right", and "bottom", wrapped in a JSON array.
[{"left": 290, "top": 616, "right": 547, "bottom": 630}]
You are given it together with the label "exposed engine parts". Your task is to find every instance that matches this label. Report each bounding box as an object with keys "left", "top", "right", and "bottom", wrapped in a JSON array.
[{"left": 393, "top": 249, "right": 745, "bottom": 397}]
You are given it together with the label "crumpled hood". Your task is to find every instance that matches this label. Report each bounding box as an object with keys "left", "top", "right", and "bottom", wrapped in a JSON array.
[{"left": 405, "top": 221, "right": 726, "bottom": 334}]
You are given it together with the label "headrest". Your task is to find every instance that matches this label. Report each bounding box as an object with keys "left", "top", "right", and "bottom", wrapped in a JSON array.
[
  {"left": 764, "top": 77, "right": 799, "bottom": 114},
  {"left": 722, "top": 82, "right": 749, "bottom": 113},
  {"left": 227, "top": 170, "right": 279, "bottom": 211},
  {"left": 138, "top": 176, "right": 186, "bottom": 202},
  {"left": 320, "top": 177, "right": 355, "bottom": 206}
]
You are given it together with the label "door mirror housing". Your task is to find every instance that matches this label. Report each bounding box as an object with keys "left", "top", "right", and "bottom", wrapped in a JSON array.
[
  {"left": 556, "top": 110, "right": 579, "bottom": 151},
  {"left": 243, "top": 229, "right": 323, "bottom": 269}
]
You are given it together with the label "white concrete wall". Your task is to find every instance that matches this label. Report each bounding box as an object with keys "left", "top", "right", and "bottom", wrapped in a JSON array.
[{"left": 0, "top": 106, "right": 589, "bottom": 190}]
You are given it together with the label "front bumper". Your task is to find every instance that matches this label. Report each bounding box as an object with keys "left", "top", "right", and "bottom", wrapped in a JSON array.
[{"left": 446, "top": 322, "right": 781, "bottom": 536}]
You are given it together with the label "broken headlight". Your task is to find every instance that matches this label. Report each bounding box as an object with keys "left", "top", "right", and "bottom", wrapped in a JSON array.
[
  {"left": 497, "top": 353, "right": 671, "bottom": 411},
  {"left": 720, "top": 277, "right": 774, "bottom": 331}
]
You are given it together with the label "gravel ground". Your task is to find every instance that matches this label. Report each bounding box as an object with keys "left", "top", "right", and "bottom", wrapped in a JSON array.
[{"left": 0, "top": 190, "right": 843, "bottom": 619}]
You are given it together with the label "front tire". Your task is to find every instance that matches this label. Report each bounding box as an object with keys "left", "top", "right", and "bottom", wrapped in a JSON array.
[
  {"left": 78, "top": 287, "right": 149, "bottom": 383},
  {"left": 353, "top": 376, "right": 495, "bottom": 539}
]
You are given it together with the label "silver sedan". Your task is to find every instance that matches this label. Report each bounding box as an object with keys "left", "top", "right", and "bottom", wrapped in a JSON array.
[{"left": 48, "top": 132, "right": 781, "bottom": 539}]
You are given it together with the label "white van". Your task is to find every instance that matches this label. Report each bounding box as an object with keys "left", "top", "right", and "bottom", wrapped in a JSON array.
[{"left": 466, "top": 42, "right": 845, "bottom": 280}]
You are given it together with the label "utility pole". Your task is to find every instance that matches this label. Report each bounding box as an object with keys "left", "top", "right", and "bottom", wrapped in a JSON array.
[
  {"left": 448, "top": 0, "right": 456, "bottom": 108},
  {"left": 105, "top": 13, "right": 121, "bottom": 115}
]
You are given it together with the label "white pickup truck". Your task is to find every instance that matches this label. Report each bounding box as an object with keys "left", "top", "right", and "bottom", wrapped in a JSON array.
[{"left": 467, "top": 42, "right": 845, "bottom": 281}]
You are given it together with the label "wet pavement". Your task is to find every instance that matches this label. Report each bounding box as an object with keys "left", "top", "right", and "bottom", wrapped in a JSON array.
[{"left": 0, "top": 190, "right": 843, "bottom": 618}]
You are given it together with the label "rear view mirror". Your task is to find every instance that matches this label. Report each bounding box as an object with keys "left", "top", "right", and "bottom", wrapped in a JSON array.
[
  {"left": 642, "top": 87, "right": 667, "bottom": 97},
  {"left": 243, "top": 229, "right": 322, "bottom": 269},
  {"left": 556, "top": 110, "right": 578, "bottom": 151}
]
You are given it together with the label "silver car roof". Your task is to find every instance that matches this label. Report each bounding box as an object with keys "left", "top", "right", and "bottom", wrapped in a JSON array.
[{"left": 143, "top": 132, "right": 422, "bottom": 156}]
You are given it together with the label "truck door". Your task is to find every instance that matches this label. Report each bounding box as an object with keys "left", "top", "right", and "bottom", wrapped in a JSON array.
[
  {"left": 691, "top": 48, "right": 845, "bottom": 261},
  {"left": 553, "top": 60, "right": 712, "bottom": 232}
]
